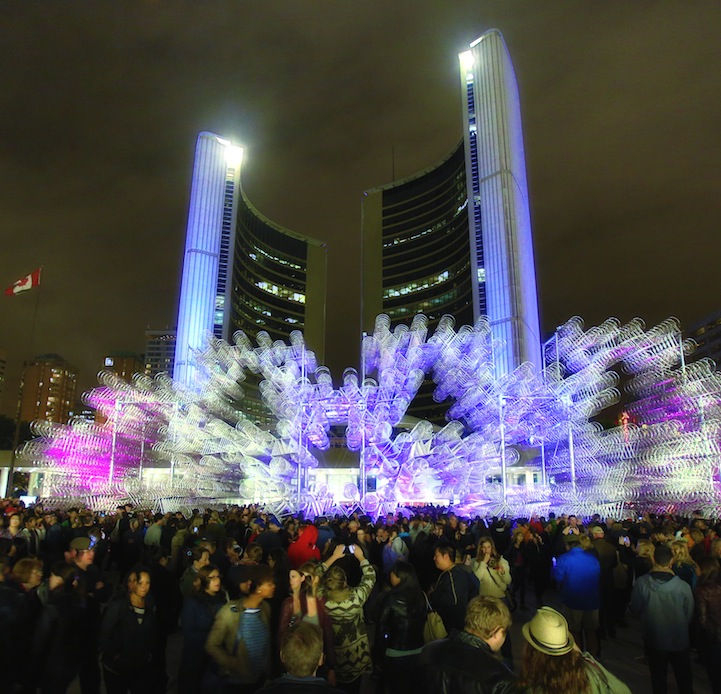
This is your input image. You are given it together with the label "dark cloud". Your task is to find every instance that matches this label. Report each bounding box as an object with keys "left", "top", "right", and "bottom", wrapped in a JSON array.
[{"left": 1, "top": 1, "right": 720, "bottom": 415}]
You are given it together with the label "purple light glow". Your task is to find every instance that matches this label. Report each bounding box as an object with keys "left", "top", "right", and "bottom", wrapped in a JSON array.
[{"left": 20, "top": 314, "right": 721, "bottom": 516}]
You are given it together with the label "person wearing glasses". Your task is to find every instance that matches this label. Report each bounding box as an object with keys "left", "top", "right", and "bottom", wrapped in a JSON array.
[{"left": 179, "top": 564, "right": 229, "bottom": 693}]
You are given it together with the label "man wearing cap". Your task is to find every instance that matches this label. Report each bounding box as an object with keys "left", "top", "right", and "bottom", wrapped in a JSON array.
[
  {"left": 68, "top": 536, "right": 111, "bottom": 694},
  {"left": 256, "top": 515, "right": 283, "bottom": 560},
  {"left": 630, "top": 543, "right": 694, "bottom": 694},
  {"left": 419, "top": 596, "right": 517, "bottom": 693}
]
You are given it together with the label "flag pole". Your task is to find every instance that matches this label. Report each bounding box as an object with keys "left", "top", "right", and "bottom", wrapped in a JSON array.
[{"left": 4, "top": 267, "right": 43, "bottom": 497}]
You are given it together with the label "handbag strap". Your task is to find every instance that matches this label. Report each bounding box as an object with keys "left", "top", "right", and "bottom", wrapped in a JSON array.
[{"left": 422, "top": 591, "right": 433, "bottom": 614}]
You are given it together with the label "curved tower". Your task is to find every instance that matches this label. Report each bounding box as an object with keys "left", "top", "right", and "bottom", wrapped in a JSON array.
[
  {"left": 362, "top": 141, "right": 474, "bottom": 422},
  {"left": 174, "top": 132, "right": 326, "bottom": 392},
  {"left": 460, "top": 29, "right": 542, "bottom": 375}
]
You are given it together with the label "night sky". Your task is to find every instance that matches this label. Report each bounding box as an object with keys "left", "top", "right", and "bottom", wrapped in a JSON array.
[{"left": 1, "top": 2, "right": 720, "bottom": 417}]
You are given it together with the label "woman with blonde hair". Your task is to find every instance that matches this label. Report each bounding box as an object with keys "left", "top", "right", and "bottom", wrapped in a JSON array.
[
  {"left": 470, "top": 536, "right": 512, "bottom": 599},
  {"left": 633, "top": 539, "right": 655, "bottom": 581},
  {"left": 672, "top": 540, "right": 700, "bottom": 590},
  {"left": 520, "top": 606, "right": 631, "bottom": 693}
]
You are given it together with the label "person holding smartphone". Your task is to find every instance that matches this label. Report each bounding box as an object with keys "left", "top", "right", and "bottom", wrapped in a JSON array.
[{"left": 318, "top": 543, "right": 376, "bottom": 691}]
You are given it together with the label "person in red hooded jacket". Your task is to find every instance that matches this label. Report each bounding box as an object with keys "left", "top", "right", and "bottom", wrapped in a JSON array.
[{"left": 288, "top": 523, "right": 321, "bottom": 569}]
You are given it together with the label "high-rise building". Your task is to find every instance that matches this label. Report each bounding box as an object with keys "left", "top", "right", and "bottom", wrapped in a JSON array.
[
  {"left": 102, "top": 352, "right": 143, "bottom": 383},
  {"left": 144, "top": 329, "right": 176, "bottom": 378},
  {"left": 362, "top": 142, "right": 475, "bottom": 422},
  {"left": 174, "top": 132, "right": 327, "bottom": 390},
  {"left": 459, "top": 29, "right": 541, "bottom": 375},
  {"left": 19, "top": 354, "right": 77, "bottom": 424},
  {"left": 361, "top": 29, "right": 541, "bottom": 421},
  {"left": 174, "top": 133, "right": 242, "bottom": 387}
]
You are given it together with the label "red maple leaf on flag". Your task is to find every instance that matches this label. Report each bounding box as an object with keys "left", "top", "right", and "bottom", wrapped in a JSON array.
[{"left": 5, "top": 268, "right": 42, "bottom": 296}]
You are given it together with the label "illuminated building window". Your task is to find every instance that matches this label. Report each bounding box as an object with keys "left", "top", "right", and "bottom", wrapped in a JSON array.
[
  {"left": 251, "top": 245, "right": 302, "bottom": 271},
  {"left": 384, "top": 271, "right": 449, "bottom": 299},
  {"left": 256, "top": 281, "right": 306, "bottom": 304},
  {"left": 383, "top": 199, "right": 468, "bottom": 249}
]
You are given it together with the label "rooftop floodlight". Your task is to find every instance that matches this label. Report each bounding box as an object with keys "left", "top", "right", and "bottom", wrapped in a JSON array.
[
  {"left": 459, "top": 50, "right": 474, "bottom": 72},
  {"left": 224, "top": 144, "right": 244, "bottom": 169}
]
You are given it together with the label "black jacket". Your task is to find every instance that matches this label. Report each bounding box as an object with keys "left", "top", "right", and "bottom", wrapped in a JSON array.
[
  {"left": 99, "top": 593, "right": 158, "bottom": 673},
  {"left": 418, "top": 629, "right": 518, "bottom": 694},
  {"left": 430, "top": 566, "right": 479, "bottom": 633},
  {"left": 374, "top": 588, "right": 426, "bottom": 658}
]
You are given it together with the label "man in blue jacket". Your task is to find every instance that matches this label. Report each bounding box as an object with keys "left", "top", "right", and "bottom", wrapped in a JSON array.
[
  {"left": 553, "top": 535, "right": 600, "bottom": 656},
  {"left": 630, "top": 543, "right": 694, "bottom": 694}
]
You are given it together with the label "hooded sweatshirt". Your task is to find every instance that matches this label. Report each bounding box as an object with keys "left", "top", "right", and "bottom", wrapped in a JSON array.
[
  {"left": 630, "top": 570, "right": 694, "bottom": 650},
  {"left": 288, "top": 525, "right": 321, "bottom": 569}
]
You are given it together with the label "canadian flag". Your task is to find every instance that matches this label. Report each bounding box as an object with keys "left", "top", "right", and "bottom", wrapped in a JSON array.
[{"left": 5, "top": 268, "right": 42, "bottom": 296}]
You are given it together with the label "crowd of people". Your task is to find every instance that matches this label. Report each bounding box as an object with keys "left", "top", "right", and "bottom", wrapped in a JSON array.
[{"left": 1, "top": 497, "right": 720, "bottom": 693}]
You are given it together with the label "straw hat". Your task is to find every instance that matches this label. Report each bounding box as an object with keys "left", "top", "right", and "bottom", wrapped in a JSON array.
[{"left": 522, "top": 607, "right": 575, "bottom": 656}]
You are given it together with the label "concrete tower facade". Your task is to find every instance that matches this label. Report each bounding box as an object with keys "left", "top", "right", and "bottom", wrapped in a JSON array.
[
  {"left": 174, "top": 132, "right": 327, "bottom": 392},
  {"left": 460, "top": 29, "right": 542, "bottom": 375},
  {"left": 174, "top": 132, "right": 242, "bottom": 387}
]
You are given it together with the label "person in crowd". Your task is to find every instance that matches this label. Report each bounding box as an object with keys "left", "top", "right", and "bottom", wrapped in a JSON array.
[
  {"left": 120, "top": 517, "right": 144, "bottom": 575},
  {"left": 553, "top": 534, "right": 601, "bottom": 657},
  {"left": 630, "top": 543, "right": 694, "bottom": 694},
  {"left": 520, "top": 606, "right": 631, "bottom": 693},
  {"left": 180, "top": 545, "right": 211, "bottom": 598},
  {"left": 354, "top": 526, "right": 371, "bottom": 558},
  {"left": 20, "top": 513, "right": 45, "bottom": 557},
  {"left": 381, "top": 525, "right": 409, "bottom": 577},
  {"left": 317, "top": 542, "right": 376, "bottom": 693},
  {"left": 672, "top": 540, "right": 700, "bottom": 591},
  {"left": 469, "top": 535, "right": 513, "bottom": 664},
  {"left": 0, "top": 512, "right": 24, "bottom": 541},
  {"left": 373, "top": 560, "right": 426, "bottom": 694},
  {"left": 695, "top": 556, "right": 721, "bottom": 693},
  {"left": 524, "top": 526, "right": 551, "bottom": 608},
  {"left": 589, "top": 525, "right": 617, "bottom": 641},
  {"left": 408, "top": 530, "right": 435, "bottom": 592},
  {"left": 147, "top": 546, "right": 180, "bottom": 689},
  {"left": 633, "top": 538, "right": 656, "bottom": 581},
  {"left": 69, "top": 535, "right": 110, "bottom": 694},
  {"left": 242, "top": 542, "right": 264, "bottom": 565},
  {"left": 278, "top": 562, "right": 337, "bottom": 686},
  {"left": 170, "top": 520, "right": 190, "bottom": 576},
  {"left": 287, "top": 522, "right": 322, "bottom": 569},
  {"left": 256, "top": 516, "right": 284, "bottom": 560},
  {"left": 205, "top": 563, "right": 276, "bottom": 692},
  {"left": 315, "top": 517, "right": 336, "bottom": 556},
  {"left": 506, "top": 526, "right": 529, "bottom": 609},
  {"left": 143, "top": 512, "right": 166, "bottom": 553},
  {"left": 179, "top": 564, "right": 228, "bottom": 693},
  {"left": 470, "top": 536, "right": 512, "bottom": 601},
  {"left": 257, "top": 622, "right": 345, "bottom": 693},
  {"left": 430, "top": 541, "right": 479, "bottom": 633},
  {"left": 3, "top": 556, "right": 43, "bottom": 690},
  {"left": 100, "top": 566, "right": 159, "bottom": 693},
  {"left": 419, "top": 596, "right": 516, "bottom": 693},
  {"left": 268, "top": 547, "right": 292, "bottom": 675},
  {"left": 33, "top": 562, "right": 87, "bottom": 694}
]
